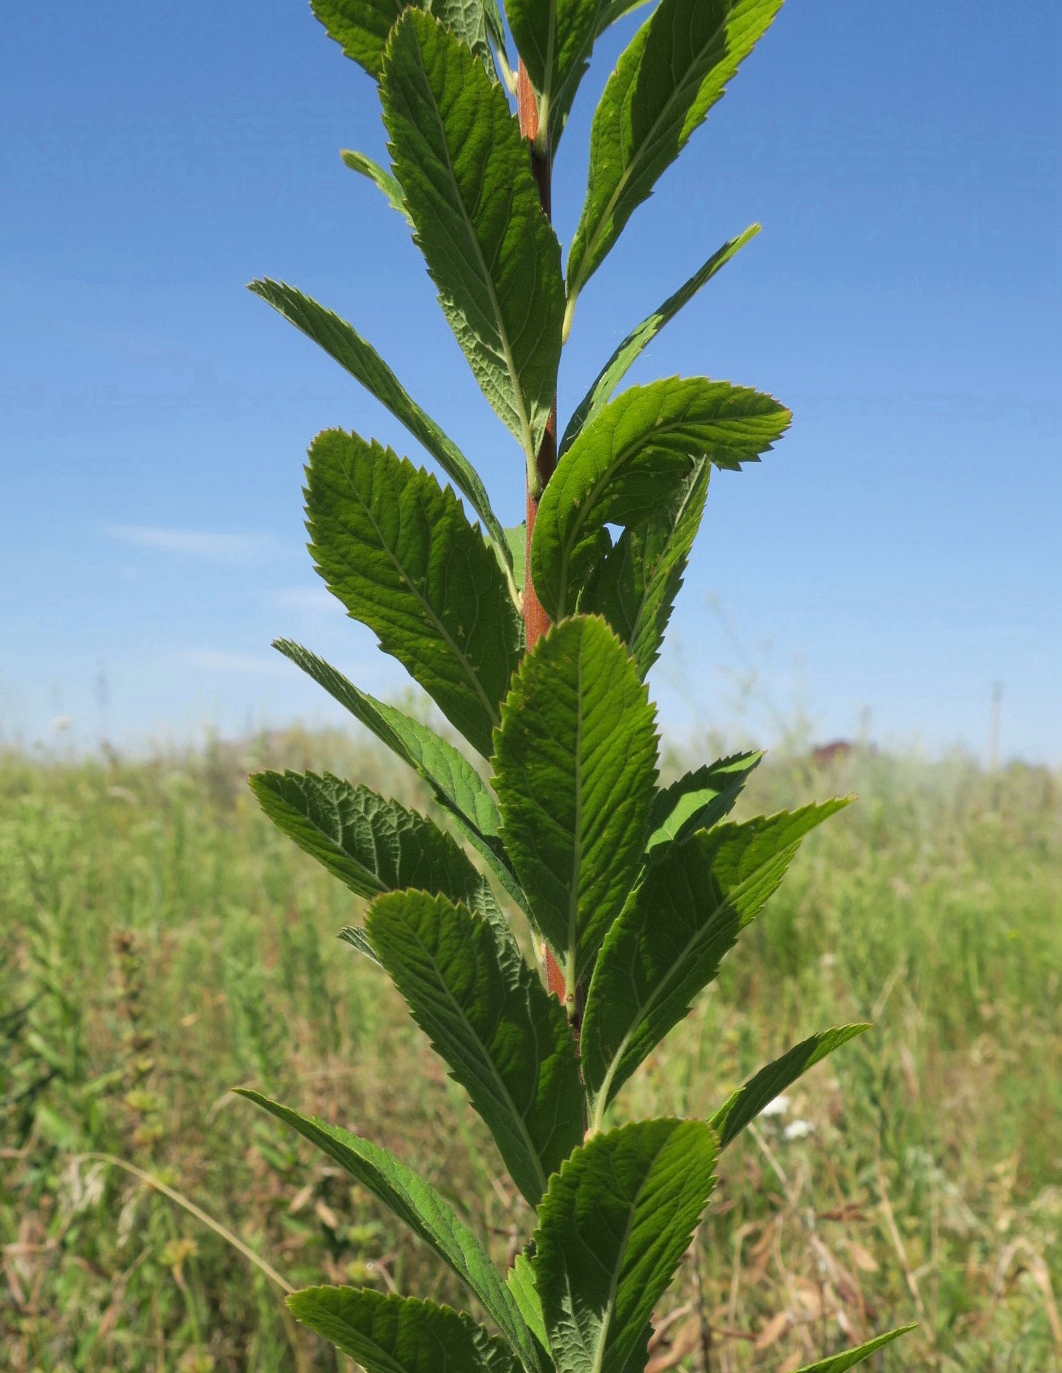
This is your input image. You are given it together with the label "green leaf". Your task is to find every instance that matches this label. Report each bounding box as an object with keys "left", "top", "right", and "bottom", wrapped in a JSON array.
[
  {"left": 535, "top": 1119, "right": 717, "bottom": 1373},
  {"left": 645, "top": 750, "right": 762, "bottom": 854},
  {"left": 249, "top": 770, "right": 490, "bottom": 907},
  {"left": 710, "top": 1025, "right": 872, "bottom": 1151},
  {"left": 311, "top": 0, "right": 417, "bottom": 79},
  {"left": 237, "top": 1091, "right": 544, "bottom": 1372},
  {"left": 306, "top": 429, "right": 523, "bottom": 758},
  {"left": 433, "top": 0, "right": 495, "bottom": 77},
  {"left": 506, "top": 0, "right": 601, "bottom": 150},
  {"left": 300, "top": 1289, "right": 524, "bottom": 1373},
  {"left": 507, "top": 1253, "right": 548, "bottom": 1350},
  {"left": 560, "top": 225, "right": 760, "bottom": 454},
  {"left": 289, "top": 1288, "right": 521, "bottom": 1373},
  {"left": 250, "top": 280, "right": 514, "bottom": 583},
  {"left": 577, "top": 455, "right": 708, "bottom": 677},
  {"left": 504, "top": 525, "right": 527, "bottom": 594},
  {"left": 339, "top": 924, "right": 383, "bottom": 965},
  {"left": 567, "top": 0, "right": 784, "bottom": 300},
  {"left": 791, "top": 1327, "right": 918, "bottom": 1373},
  {"left": 532, "top": 378, "right": 790, "bottom": 621},
  {"left": 493, "top": 617, "right": 658, "bottom": 985},
  {"left": 341, "top": 148, "right": 413, "bottom": 224},
  {"left": 380, "top": 11, "right": 564, "bottom": 461},
  {"left": 367, "top": 890, "right": 583, "bottom": 1205},
  {"left": 581, "top": 801, "right": 849, "bottom": 1116},
  {"left": 593, "top": 0, "right": 653, "bottom": 37},
  {"left": 271, "top": 641, "right": 528, "bottom": 913}
]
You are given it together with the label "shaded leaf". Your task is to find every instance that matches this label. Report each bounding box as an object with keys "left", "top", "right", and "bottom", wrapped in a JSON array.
[
  {"left": 237, "top": 1092, "right": 543, "bottom": 1372},
  {"left": 532, "top": 378, "right": 789, "bottom": 621},
  {"left": 582, "top": 802, "right": 849, "bottom": 1113},
  {"left": 577, "top": 456, "right": 708, "bottom": 677},
  {"left": 791, "top": 1327, "right": 918, "bottom": 1372},
  {"left": 645, "top": 750, "right": 762, "bottom": 854},
  {"left": 710, "top": 1025, "right": 872, "bottom": 1151},
  {"left": 272, "top": 641, "right": 528, "bottom": 913},
  {"left": 535, "top": 1119, "right": 717, "bottom": 1373},
  {"left": 561, "top": 225, "right": 760, "bottom": 454},
  {"left": 250, "top": 281, "right": 513, "bottom": 581},
  {"left": 381, "top": 11, "right": 564, "bottom": 459},
  {"left": 567, "top": 0, "right": 783, "bottom": 299},
  {"left": 507, "top": 0, "right": 602, "bottom": 149},
  {"left": 504, "top": 524, "right": 527, "bottom": 594},
  {"left": 289, "top": 1287, "right": 521, "bottom": 1373},
  {"left": 306, "top": 429, "right": 523, "bottom": 758},
  {"left": 367, "top": 890, "right": 583, "bottom": 1204},
  {"left": 249, "top": 770, "right": 489, "bottom": 907},
  {"left": 493, "top": 617, "right": 658, "bottom": 984},
  {"left": 339, "top": 924, "right": 383, "bottom": 966}
]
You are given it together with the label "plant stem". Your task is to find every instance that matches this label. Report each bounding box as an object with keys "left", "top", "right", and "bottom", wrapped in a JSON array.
[{"left": 517, "top": 62, "right": 569, "bottom": 1013}]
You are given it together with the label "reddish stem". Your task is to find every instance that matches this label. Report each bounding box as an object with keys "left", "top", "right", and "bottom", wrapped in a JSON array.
[{"left": 517, "top": 62, "right": 566, "bottom": 1008}]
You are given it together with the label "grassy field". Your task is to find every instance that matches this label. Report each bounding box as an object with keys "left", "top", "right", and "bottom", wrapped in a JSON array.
[{"left": 1, "top": 730, "right": 1060, "bottom": 1372}]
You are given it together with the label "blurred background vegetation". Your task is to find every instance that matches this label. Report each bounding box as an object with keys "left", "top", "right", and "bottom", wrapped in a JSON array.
[{"left": 1, "top": 729, "right": 1059, "bottom": 1372}]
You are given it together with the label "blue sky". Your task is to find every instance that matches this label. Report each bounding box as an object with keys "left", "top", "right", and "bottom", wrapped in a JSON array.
[{"left": 2, "top": 0, "right": 1058, "bottom": 763}]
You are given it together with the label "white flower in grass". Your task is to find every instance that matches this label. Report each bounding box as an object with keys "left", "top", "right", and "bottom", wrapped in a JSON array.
[
  {"left": 783, "top": 1119, "right": 815, "bottom": 1142},
  {"left": 760, "top": 1094, "right": 790, "bottom": 1118}
]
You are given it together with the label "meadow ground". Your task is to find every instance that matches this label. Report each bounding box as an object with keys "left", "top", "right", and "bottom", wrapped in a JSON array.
[{"left": 1, "top": 730, "right": 1059, "bottom": 1373}]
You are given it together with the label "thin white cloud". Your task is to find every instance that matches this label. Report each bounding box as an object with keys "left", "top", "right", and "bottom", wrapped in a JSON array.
[
  {"left": 183, "top": 649, "right": 291, "bottom": 677},
  {"left": 107, "top": 525, "right": 277, "bottom": 565},
  {"left": 271, "top": 586, "right": 345, "bottom": 614}
]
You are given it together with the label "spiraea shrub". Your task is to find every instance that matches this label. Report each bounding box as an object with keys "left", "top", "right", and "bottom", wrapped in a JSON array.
[{"left": 242, "top": 1, "right": 912, "bottom": 1369}]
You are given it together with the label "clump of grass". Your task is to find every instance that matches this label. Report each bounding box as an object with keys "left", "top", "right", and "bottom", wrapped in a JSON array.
[{"left": 1, "top": 733, "right": 1059, "bottom": 1371}]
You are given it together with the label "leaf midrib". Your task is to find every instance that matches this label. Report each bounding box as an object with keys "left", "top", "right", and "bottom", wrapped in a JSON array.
[
  {"left": 399, "top": 913, "right": 549, "bottom": 1199},
  {"left": 569, "top": 3, "right": 736, "bottom": 295},
  {"left": 334, "top": 459, "right": 501, "bottom": 730},
  {"left": 410, "top": 31, "right": 539, "bottom": 463}
]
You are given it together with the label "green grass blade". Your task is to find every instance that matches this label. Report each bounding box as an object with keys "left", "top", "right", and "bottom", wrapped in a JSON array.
[
  {"left": 577, "top": 456, "right": 708, "bottom": 677},
  {"left": 289, "top": 1287, "right": 523, "bottom": 1373},
  {"left": 249, "top": 280, "right": 513, "bottom": 580},
  {"left": 531, "top": 378, "right": 790, "bottom": 621},
  {"left": 582, "top": 802, "right": 850, "bottom": 1115},
  {"left": 561, "top": 225, "right": 760, "bottom": 454},
  {"left": 249, "top": 771, "right": 487, "bottom": 906},
  {"left": 236, "top": 1092, "right": 544, "bottom": 1373},
  {"left": 645, "top": 750, "right": 763, "bottom": 854},
  {"left": 791, "top": 1326, "right": 918, "bottom": 1372},
  {"left": 710, "top": 1024, "right": 873, "bottom": 1150},
  {"left": 306, "top": 429, "right": 523, "bottom": 759},
  {"left": 535, "top": 1119, "right": 717, "bottom": 1373},
  {"left": 493, "top": 616, "right": 659, "bottom": 985},
  {"left": 366, "top": 890, "right": 583, "bottom": 1205},
  {"left": 381, "top": 10, "right": 564, "bottom": 463},
  {"left": 567, "top": 0, "right": 783, "bottom": 302}
]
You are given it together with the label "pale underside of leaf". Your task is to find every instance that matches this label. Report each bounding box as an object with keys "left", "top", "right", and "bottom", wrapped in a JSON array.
[
  {"left": 237, "top": 1091, "right": 544, "bottom": 1373},
  {"left": 710, "top": 1024, "right": 872, "bottom": 1151},
  {"left": 581, "top": 801, "right": 850, "bottom": 1115},
  {"left": 560, "top": 224, "right": 760, "bottom": 454},
  {"left": 645, "top": 749, "right": 762, "bottom": 853},
  {"left": 367, "top": 890, "right": 583, "bottom": 1204},
  {"left": 535, "top": 1119, "right": 718, "bottom": 1373},
  {"left": 305, "top": 429, "right": 523, "bottom": 758},
  {"left": 567, "top": 0, "right": 783, "bottom": 301},
  {"left": 289, "top": 1287, "right": 522, "bottom": 1373},
  {"left": 381, "top": 10, "right": 564, "bottom": 462},
  {"left": 493, "top": 616, "right": 659, "bottom": 985},
  {"left": 532, "top": 378, "right": 790, "bottom": 621}
]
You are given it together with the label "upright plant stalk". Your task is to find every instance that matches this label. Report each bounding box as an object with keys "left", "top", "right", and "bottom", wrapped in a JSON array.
[
  {"left": 518, "top": 59, "right": 567, "bottom": 1010},
  {"left": 237, "top": 6, "right": 914, "bottom": 1371}
]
